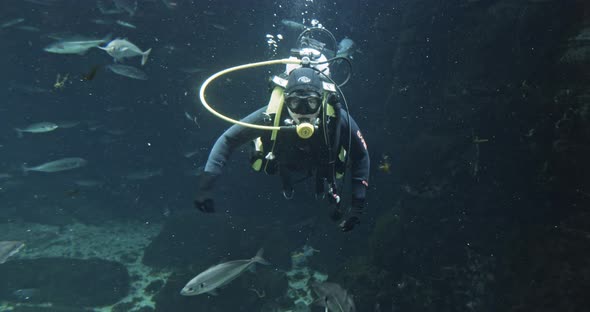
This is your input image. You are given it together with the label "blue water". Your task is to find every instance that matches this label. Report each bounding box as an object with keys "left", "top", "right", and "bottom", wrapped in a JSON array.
[{"left": 0, "top": 0, "right": 585, "bottom": 311}]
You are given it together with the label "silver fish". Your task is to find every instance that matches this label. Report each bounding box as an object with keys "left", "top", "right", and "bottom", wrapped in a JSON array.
[
  {"left": 15, "top": 122, "right": 58, "bottom": 138},
  {"left": 124, "top": 169, "right": 162, "bottom": 180},
  {"left": 99, "top": 39, "right": 152, "bottom": 66},
  {"left": 91, "top": 18, "right": 115, "bottom": 25},
  {"left": 44, "top": 34, "right": 111, "bottom": 55},
  {"left": 1, "top": 18, "right": 25, "bottom": 29},
  {"left": 0, "top": 241, "right": 25, "bottom": 264},
  {"left": 23, "top": 157, "right": 87, "bottom": 173},
  {"left": 114, "top": 0, "right": 138, "bottom": 16},
  {"left": 116, "top": 20, "right": 136, "bottom": 29},
  {"left": 281, "top": 19, "right": 306, "bottom": 31},
  {"left": 180, "top": 248, "right": 270, "bottom": 296},
  {"left": 15, "top": 25, "right": 40, "bottom": 32},
  {"left": 312, "top": 282, "right": 356, "bottom": 312},
  {"left": 162, "top": 0, "right": 177, "bottom": 9},
  {"left": 107, "top": 64, "right": 148, "bottom": 80}
]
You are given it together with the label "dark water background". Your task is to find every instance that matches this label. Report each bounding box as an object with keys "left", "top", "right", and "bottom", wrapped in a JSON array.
[{"left": 1, "top": 0, "right": 589, "bottom": 311}]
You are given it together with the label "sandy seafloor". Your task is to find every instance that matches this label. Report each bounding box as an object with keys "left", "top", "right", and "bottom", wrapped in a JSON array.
[{"left": 0, "top": 221, "right": 170, "bottom": 311}]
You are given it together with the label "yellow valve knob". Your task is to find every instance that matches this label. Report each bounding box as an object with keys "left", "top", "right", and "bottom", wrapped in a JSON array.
[{"left": 296, "top": 123, "right": 315, "bottom": 139}]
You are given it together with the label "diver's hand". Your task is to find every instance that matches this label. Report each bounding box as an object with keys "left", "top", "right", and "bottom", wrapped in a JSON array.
[
  {"left": 194, "top": 197, "right": 215, "bottom": 213},
  {"left": 339, "top": 216, "right": 360, "bottom": 232},
  {"left": 339, "top": 198, "right": 364, "bottom": 232},
  {"left": 194, "top": 171, "right": 218, "bottom": 213}
]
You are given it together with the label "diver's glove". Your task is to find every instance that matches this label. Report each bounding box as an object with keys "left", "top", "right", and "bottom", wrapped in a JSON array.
[
  {"left": 339, "top": 198, "right": 364, "bottom": 232},
  {"left": 193, "top": 171, "right": 218, "bottom": 213}
]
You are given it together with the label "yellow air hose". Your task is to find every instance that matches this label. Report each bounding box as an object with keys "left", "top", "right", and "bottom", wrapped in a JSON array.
[{"left": 199, "top": 58, "right": 302, "bottom": 131}]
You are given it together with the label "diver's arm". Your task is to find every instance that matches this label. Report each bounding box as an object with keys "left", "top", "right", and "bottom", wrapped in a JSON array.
[
  {"left": 204, "top": 106, "right": 268, "bottom": 175},
  {"left": 339, "top": 111, "right": 370, "bottom": 230},
  {"left": 346, "top": 113, "right": 370, "bottom": 203},
  {"left": 195, "top": 107, "right": 267, "bottom": 212}
]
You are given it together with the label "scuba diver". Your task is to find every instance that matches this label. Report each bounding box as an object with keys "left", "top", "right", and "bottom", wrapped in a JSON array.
[{"left": 194, "top": 28, "right": 370, "bottom": 232}]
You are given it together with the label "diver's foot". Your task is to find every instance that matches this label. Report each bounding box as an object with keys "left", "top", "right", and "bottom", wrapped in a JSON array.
[{"left": 282, "top": 188, "right": 294, "bottom": 200}]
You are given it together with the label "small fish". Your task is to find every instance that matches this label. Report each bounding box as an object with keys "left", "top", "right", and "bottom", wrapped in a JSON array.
[
  {"left": 180, "top": 248, "right": 270, "bottom": 296},
  {"left": 107, "top": 64, "right": 148, "bottom": 80},
  {"left": 162, "top": 0, "right": 177, "bottom": 9},
  {"left": 114, "top": 0, "right": 138, "bottom": 16},
  {"left": 24, "top": 0, "right": 58, "bottom": 5},
  {"left": 0, "top": 173, "right": 13, "bottom": 179},
  {"left": 116, "top": 20, "right": 137, "bottom": 29},
  {"left": 0, "top": 241, "right": 25, "bottom": 264},
  {"left": 91, "top": 18, "right": 115, "bottom": 25},
  {"left": 179, "top": 67, "right": 205, "bottom": 74},
  {"left": 184, "top": 150, "right": 199, "bottom": 158},
  {"left": 1, "top": 18, "right": 25, "bottom": 29},
  {"left": 44, "top": 34, "right": 112, "bottom": 55},
  {"left": 15, "top": 25, "right": 40, "bottom": 32},
  {"left": 211, "top": 24, "right": 227, "bottom": 31},
  {"left": 22, "top": 157, "right": 87, "bottom": 173},
  {"left": 124, "top": 169, "right": 162, "bottom": 180},
  {"left": 99, "top": 39, "right": 152, "bottom": 66},
  {"left": 281, "top": 19, "right": 306, "bottom": 31},
  {"left": 184, "top": 111, "right": 200, "bottom": 127},
  {"left": 12, "top": 288, "right": 39, "bottom": 301},
  {"left": 378, "top": 154, "right": 391, "bottom": 174},
  {"left": 15, "top": 122, "right": 58, "bottom": 138}
]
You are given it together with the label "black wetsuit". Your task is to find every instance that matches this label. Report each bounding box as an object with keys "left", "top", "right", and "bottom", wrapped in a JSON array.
[{"left": 203, "top": 104, "right": 370, "bottom": 207}]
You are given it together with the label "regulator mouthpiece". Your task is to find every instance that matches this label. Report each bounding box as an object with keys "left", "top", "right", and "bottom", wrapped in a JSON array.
[{"left": 296, "top": 122, "right": 315, "bottom": 139}]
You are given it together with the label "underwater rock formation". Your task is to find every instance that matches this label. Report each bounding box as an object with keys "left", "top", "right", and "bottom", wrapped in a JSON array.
[{"left": 0, "top": 258, "right": 129, "bottom": 308}]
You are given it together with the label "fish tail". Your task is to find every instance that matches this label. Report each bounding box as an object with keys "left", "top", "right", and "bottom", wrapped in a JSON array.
[
  {"left": 14, "top": 128, "right": 23, "bottom": 138},
  {"left": 252, "top": 248, "right": 270, "bottom": 265},
  {"left": 141, "top": 48, "right": 152, "bottom": 66}
]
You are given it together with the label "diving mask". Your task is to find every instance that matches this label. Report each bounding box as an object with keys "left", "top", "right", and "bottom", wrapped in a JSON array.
[{"left": 285, "top": 91, "right": 322, "bottom": 115}]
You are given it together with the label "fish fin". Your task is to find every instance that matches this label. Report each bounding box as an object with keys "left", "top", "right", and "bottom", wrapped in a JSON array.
[
  {"left": 14, "top": 128, "right": 23, "bottom": 138},
  {"left": 121, "top": 47, "right": 129, "bottom": 52},
  {"left": 252, "top": 248, "right": 270, "bottom": 265},
  {"left": 141, "top": 48, "right": 152, "bottom": 66},
  {"left": 98, "top": 46, "right": 108, "bottom": 51},
  {"left": 208, "top": 289, "right": 219, "bottom": 296},
  {"left": 21, "top": 163, "right": 29, "bottom": 175},
  {"left": 102, "top": 33, "right": 112, "bottom": 42}
]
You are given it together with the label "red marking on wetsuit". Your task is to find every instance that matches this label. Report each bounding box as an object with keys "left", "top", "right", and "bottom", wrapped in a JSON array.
[{"left": 357, "top": 130, "right": 367, "bottom": 150}]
